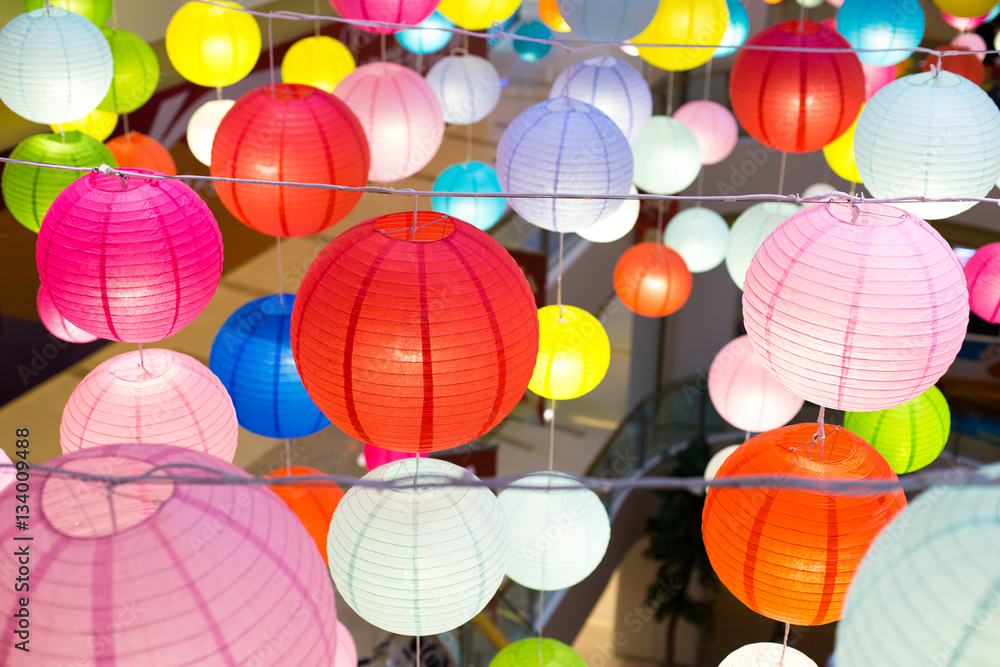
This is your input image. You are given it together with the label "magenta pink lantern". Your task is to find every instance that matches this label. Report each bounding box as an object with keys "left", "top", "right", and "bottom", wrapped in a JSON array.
[
  {"left": 0, "top": 449, "right": 12, "bottom": 495},
  {"left": 37, "top": 285, "right": 99, "bottom": 344},
  {"left": 364, "top": 443, "right": 426, "bottom": 471},
  {"left": 329, "top": 0, "right": 438, "bottom": 33},
  {"left": 965, "top": 242, "right": 1000, "bottom": 323},
  {"left": 36, "top": 169, "right": 223, "bottom": 343},
  {"left": 673, "top": 100, "right": 739, "bottom": 166},
  {"left": 61, "top": 349, "right": 239, "bottom": 462},
  {"left": 862, "top": 61, "right": 896, "bottom": 100},
  {"left": 941, "top": 9, "right": 990, "bottom": 30},
  {"left": 743, "top": 201, "right": 969, "bottom": 412},
  {"left": 0, "top": 444, "right": 339, "bottom": 665}
]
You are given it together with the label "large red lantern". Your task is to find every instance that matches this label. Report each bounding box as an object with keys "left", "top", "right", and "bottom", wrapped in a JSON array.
[
  {"left": 730, "top": 20, "right": 865, "bottom": 153},
  {"left": 211, "top": 83, "right": 370, "bottom": 237},
  {"left": 291, "top": 211, "right": 540, "bottom": 452}
]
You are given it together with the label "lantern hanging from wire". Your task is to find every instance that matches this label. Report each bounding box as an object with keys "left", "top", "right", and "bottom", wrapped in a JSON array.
[
  {"left": 663, "top": 207, "right": 730, "bottom": 273},
  {"left": 395, "top": 11, "right": 454, "bottom": 54},
  {"left": 725, "top": 202, "right": 800, "bottom": 291},
  {"left": 634, "top": 0, "right": 730, "bottom": 72},
  {"left": 263, "top": 465, "right": 344, "bottom": 565},
  {"left": 836, "top": 0, "right": 924, "bottom": 66},
  {"left": 632, "top": 116, "right": 701, "bottom": 195},
  {"left": 529, "top": 305, "right": 611, "bottom": 401},
  {"left": 281, "top": 35, "right": 355, "bottom": 93},
  {"left": 431, "top": 161, "right": 507, "bottom": 232},
  {"left": 919, "top": 45, "right": 985, "bottom": 85},
  {"left": 425, "top": 54, "right": 502, "bottom": 125},
  {"left": 23, "top": 0, "right": 113, "bottom": 26},
  {"left": 166, "top": 1, "right": 261, "bottom": 88},
  {"left": 328, "top": 0, "right": 438, "bottom": 33},
  {"left": 673, "top": 100, "right": 738, "bottom": 166},
  {"left": 513, "top": 20, "right": 553, "bottom": 62},
  {"left": 556, "top": 0, "right": 658, "bottom": 42},
  {"left": 99, "top": 28, "right": 158, "bottom": 113},
  {"left": 434, "top": 0, "right": 521, "bottom": 30},
  {"left": 577, "top": 185, "right": 640, "bottom": 244},
  {"left": 715, "top": 0, "right": 750, "bottom": 58},
  {"left": 549, "top": 56, "right": 652, "bottom": 144},
  {"left": 720, "top": 643, "right": 818, "bottom": 667}
]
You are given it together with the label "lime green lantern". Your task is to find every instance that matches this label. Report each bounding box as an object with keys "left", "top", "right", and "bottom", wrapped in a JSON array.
[
  {"left": 99, "top": 28, "right": 159, "bottom": 114},
  {"left": 489, "top": 638, "right": 587, "bottom": 667},
  {"left": 23, "top": 0, "right": 112, "bottom": 26},
  {"left": 844, "top": 386, "right": 951, "bottom": 474}
]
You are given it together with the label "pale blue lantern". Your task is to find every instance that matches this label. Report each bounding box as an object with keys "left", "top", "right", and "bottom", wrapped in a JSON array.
[
  {"left": 664, "top": 207, "right": 730, "bottom": 273},
  {"left": 395, "top": 10, "right": 453, "bottom": 54},
  {"left": 426, "top": 54, "right": 501, "bottom": 125},
  {"left": 556, "top": 0, "right": 659, "bottom": 43},
  {"left": 432, "top": 162, "right": 507, "bottom": 231},
  {"left": 549, "top": 56, "right": 652, "bottom": 144},
  {"left": 837, "top": 0, "right": 925, "bottom": 67},
  {"left": 715, "top": 0, "right": 749, "bottom": 58}
]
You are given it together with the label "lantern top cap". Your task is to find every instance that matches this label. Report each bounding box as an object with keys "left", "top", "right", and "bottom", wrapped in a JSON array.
[
  {"left": 373, "top": 211, "right": 457, "bottom": 243},
  {"left": 106, "top": 348, "right": 176, "bottom": 384},
  {"left": 776, "top": 19, "right": 823, "bottom": 36},
  {"left": 822, "top": 200, "right": 913, "bottom": 227},
  {"left": 905, "top": 69, "right": 963, "bottom": 88},
  {"left": 780, "top": 423, "right": 860, "bottom": 467},
  {"left": 89, "top": 168, "right": 166, "bottom": 192}
]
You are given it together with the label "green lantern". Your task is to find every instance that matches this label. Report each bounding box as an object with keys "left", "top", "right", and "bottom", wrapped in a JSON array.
[
  {"left": 2, "top": 131, "right": 117, "bottom": 233},
  {"left": 99, "top": 28, "right": 159, "bottom": 114},
  {"left": 489, "top": 639, "right": 587, "bottom": 667},
  {"left": 844, "top": 386, "right": 951, "bottom": 474},
  {"left": 23, "top": 0, "right": 113, "bottom": 26}
]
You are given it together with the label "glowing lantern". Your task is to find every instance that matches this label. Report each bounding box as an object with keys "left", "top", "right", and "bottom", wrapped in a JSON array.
[
  {"left": 334, "top": 622, "right": 358, "bottom": 667},
  {"left": 549, "top": 56, "right": 652, "bottom": 144},
  {"left": 952, "top": 32, "right": 988, "bottom": 61},
  {"left": 822, "top": 105, "right": 862, "bottom": 184},
  {"left": 614, "top": 243, "right": 692, "bottom": 318},
  {"left": 943, "top": 8, "right": 991, "bottom": 28},
  {"left": 556, "top": 0, "right": 658, "bottom": 42},
  {"left": 50, "top": 108, "right": 118, "bottom": 141},
  {"left": 213, "top": 83, "right": 370, "bottom": 236},
  {"left": 426, "top": 54, "right": 502, "bottom": 125},
  {"left": 431, "top": 161, "right": 507, "bottom": 232},
  {"left": 186, "top": 99, "right": 235, "bottom": 167},
  {"left": 264, "top": 466, "right": 344, "bottom": 565},
  {"left": 328, "top": 0, "right": 438, "bottom": 33},
  {"left": 673, "top": 100, "right": 738, "bottom": 165},
  {"left": 720, "top": 644, "right": 818, "bottom": 667},
  {"left": 704, "top": 444, "right": 740, "bottom": 483},
  {"left": 703, "top": 423, "right": 907, "bottom": 626},
  {"left": 578, "top": 185, "right": 640, "bottom": 244},
  {"left": 663, "top": 207, "right": 730, "bottom": 273},
  {"left": 281, "top": 35, "right": 355, "bottom": 93},
  {"left": 291, "top": 212, "right": 539, "bottom": 453},
  {"left": 715, "top": 0, "right": 750, "bottom": 58},
  {"left": 328, "top": 457, "right": 510, "bottom": 636},
  {"left": 965, "top": 242, "right": 1000, "bottom": 323},
  {"left": 395, "top": 11, "right": 454, "bottom": 54},
  {"left": 513, "top": 20, "right": 553, "bottom": 61},
  {"left": 60, "top": 349, "right": 239, "bottom": 461},
  {"left": 210, "top": 294, "right": 331, "bottom": 439},
  {"left": 837, "top": 0, "right": 924, "bottom": 66},
  {"left": 166, "top": 1, "right": 261, "bottom": 88},
  {"left": 743, "top": 201, "right": 969, "bottom": 412},
  {"left": 363, "top": 443, "right": 425, "bottom": 472},
  {"left": 862, "top": 61, "right": 897, "bottom": 100},
  {"left": 724, "top": 202, "right": 799, "bottom": 291},
  {"left": 0, "top": 8, "right": 112, "bottom": 125},
  {"left": 854, "top": 71, "right": 1000, "bottom": 220},
  {"left": 335, "top": 62, "right": 443, "bottom": 183},
  {"left": 0, "top": 449, "right": 11, "bottom": 494},
  {"left": 437, "top": 0, "right": 521, "bottom": 30},
  {"left": 37, "top": 285, "right": 99, "bottom": 344},
  {"left": 24, "top": 0, "right": 112, "bottom": 26},
  {"left": 634, "top": 0, "right": 729, "bottom": 72},
  {"left": 106, "top": 132, "right": 177, "bottom": 176},
  {"left": 933, "top": 0, "right": 997, "bottom": 17},
  {"left": 539, "top": 0, "right": 570, "bottom": 32},
  {"left": 37, "top": 169, "right": 223, "bottom": 342},
  {"left": 920, "top": 45, "right": 985, "bottom": 85},
  {"left": 99, "top": 28, "right": 158, "bottom": 113},
  {"left": 529, "top": 305, "right": 610, "bottom": 400},
  {"left": 496, "top": 97, "right": 633, "bottom": 233},
  {"left": 796, "top": 0, "right": 825, "bottom": 6},
  {"left": 632, "top": 116, "right": 701, "bottom": 195}
]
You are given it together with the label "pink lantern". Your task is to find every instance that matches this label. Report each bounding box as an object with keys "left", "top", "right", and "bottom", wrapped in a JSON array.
[
  {"left": 941, "top": 9, "right": 989, "bottom": 30},
  {"left": 329, "top": 0, "right": 438, "bottom": 33},
  {"left": 0, "top": 448, "right": 12, "bottom": 495},
  {"left": 708, "top": 335, "right": 804, "bottom": 433},
  {"left": 36, "top": 169, "right": 223, "bottom": 343},
  {"left": 965, "top": 242, "right": 1000, "bottom": 323},
  {"left": 37, "top": 285, "right": 99, "bottom": 344},
  {"left": 363, "top": 443, "right": 426, "bottom": 471},
  {"left": 743, "top": 201, "right": 969, "bottom": 412},
  {"left": 335, "top": 62, "right": 444, "bottom": 183},
  {"left": 61, "top": 349, "right": 239, "bottom": 462},
  {"left": 951, "top": 33, "right": 988, "bottom": 61},
  {"left": 335, "top": 620, "right": 358, "bottom": 666},
  {"left": 861, "top": 61, "right": 897, "bottom": 100},
  {"left": 0, "top": 444, "right": 339, "bottom": 664},
  {"left": 673, "top": 100, "right": 739, "bottom": 165}
]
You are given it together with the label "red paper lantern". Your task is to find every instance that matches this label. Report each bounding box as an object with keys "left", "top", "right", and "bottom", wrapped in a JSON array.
[
  {"left": 211, "top": 83, "right": 370, "bottom": 238},
  {"left": 264, "top": 466, "right": 344, "bottom": 565},
  {"left": 613, "top": 242, "right": 692, "bottom": 317},
  {"left": 291, "top": 212, "right": 539, "bottom": 452},
  {"left": 730, "top": 20, "right": 864, "bottom": 153},
  {"left": 106, "top": 131, "right": 177, "bottom": 176},
  {"left": 920, "top": 45, "right": 985, "bottom": 86}
]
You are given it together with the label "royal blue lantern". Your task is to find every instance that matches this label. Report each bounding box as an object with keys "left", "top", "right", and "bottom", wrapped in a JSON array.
[{"left": 432, "top": 161, "right": 507, "bottom": 231}]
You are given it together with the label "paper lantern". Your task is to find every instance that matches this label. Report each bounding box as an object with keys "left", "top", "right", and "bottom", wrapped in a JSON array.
[
  {"left": 0, "top": 444, "right": 338, "bottom": 665},
  {"left": 496, "top": 97, "right": 633, "bottom": 233},
  {"left": 835, "top": 477, "right": 1000, "bottom": 666},
  {"left": 730, "top": 20, "right": 864, "bottom": 153},
  {"left": 844, "top": 386, "right": 950, "bottom": 474},
  {"left": 614, "top": 243, "right": 692, "bottom": 318},
  {"left": 632, "top": 116, "right": 701, "bottom": 195},
  {"left": 743, "top": 201, "right": 969, "bottom": 412},
  {"left": 186, "top": 99, "right": 235, "bottom": 167},
  {"left": 720, "top": 643, "right": 818, "bottom": 667},
  {"left": 920, "top": 45, "right": 985, "bottom": 85},
  {"left": 837, "top": 0, "right": 924, "bottom": 66},
  {"left": 166, "top": 1, "right": 261, "bottom": 88},
  {"left": 431, "top": 161, "right": 507, "bottom": 232},
  {"left": 24, "top": 0, "right": 112, "bottom": 26},
  {"left": 438, "top": 0, "right": 520, "bottom": 29},
  {"left": 549, "top": 56, "right": 652, "bottom": 144},
  {"left": 933, "top": 0, "right": 997, "bottom": 17},
  {"left": 328, "top": 0, "right": 438, "bottom": 33},
  {"left": 106, "top": 132, "right": 177, "bottom": 176},
  {"left": 50, "top": 108, "right": 118, "bottom": 141},
  {"left": 491, "top": 640, "right": 586, "bottom": 667},
  {"left": 822, "top": 105, "right": 862, "bottom": 184},
  {"left": 213, "top": 83, "right": 369, "bottom": 236},
  {"left": 854, "top": 71, "right": 1000, "bottom": 220},
  {"left": 291, "top": 212, "right": 539, "bottom": 452},
  {"left": 37, "top": 285, "right": 99, "bottom": 344},
  {"left": 704, "top": 444, "right": 739, "bottom": 483},
  {"left": 724, "top": 202, "right": 799, "bottom": 291},
  {"left": 363, "top": 443, "right": 426, "bottom": 471},
  {"left": 703, "top": 423, "right": 907, "bottom": 626},
  {"left": 634, "top": 0, "right": 729, "bottom": 72},
  {"left": 556, "top": 0, "right": 658, "bottom": 42},
  {"left": 0, "top": 449, "right": 11, "bottom": 495},
  {"left": 395, "top": 11, "right": 454, "bottom": 54},
  {"left": 2, "top": 130, "right": 117, "bottom": 233},
  {"left": 715, "top": 0, "right": 750, "bottom": 57},
  {"left": 539, "top": 0, "right": 570, "bottom": 32},
  {"left": 861, "top": 61, "right": 896, "bottom": 100},
  {"left": 0, "top": 8, "right": 112, "bottom": 124},
  {"left": 943, "top": 7, "right": 991, "bottom": 28},
  {"left": 37, "top": 169, "right": 223, "bottom": 342},
  {"left": 328, "top": 457, "right": 510, "bottom": 636},
  {"left": 965, "top": 242, "right": 1000, "bottom": 323},
  {"left": 98, "top": 28, "right": 158, "bottom": 113},
  {"left": 61, "top": 349, "right": 238, "bottom": 460},
  {"left": 952, "top": 32, "right": 988, "bottom": 61},
  {"left": 264, "top": 465, "right": 344, "bottom": 565},
  {"left": 281, "top": 35, "right": 355, "bottom": 93},
  {"left": 334, "top": 62, "right": 443, "bottom": 183},
  {"left": 426, "top": 54, "right": 502, "bottom": 125},
  {"left": 334, "top": 621, "right": 358, "bottom": 667},
  {"left": 663, "top": 207, "right": 730, "bottom": 273},
  {"left": 577, "top": 185, "right": 640, "bottom": 243},
  {"left": 513, "top": 20, "right": 553, "bottom": 61},
  {"left": 673, "top": 101, "right": 738, "bottom": 166},
  {"left": 529, "top": 305, "right": 611, "bottom": 401},
  {"left": 210, "top": 294, "right": 331, "bottom": 439}
]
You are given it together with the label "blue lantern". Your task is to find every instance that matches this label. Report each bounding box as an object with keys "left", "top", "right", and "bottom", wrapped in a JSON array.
[
  {"left": 714, "top": 0, "right": 749, "bottom": 58},
  {"left": 395, "top": 11, "right": 454, "bottom": 55},
  {"left": 432, "top": 161, "right": 507, "bottom": 231},
  {"left": 209, "top": 294, "right": 330, "bottom": 439},
  {"left": 513, "top": 21, "right": 552, "bottom": 62},
  {"left": 837, "top": 0, "right": 925, "bottom": 67}
]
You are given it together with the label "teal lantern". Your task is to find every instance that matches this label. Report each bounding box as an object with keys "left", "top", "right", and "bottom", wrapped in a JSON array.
[
  {"left": 99, "top": 28, "right": 159, "bottom": 113},
  {"left": 431, "top": 161, "right": 507, "bottom": 231},
  {"left": 513, "top": 21, "right": 553, "bottom": 61}
]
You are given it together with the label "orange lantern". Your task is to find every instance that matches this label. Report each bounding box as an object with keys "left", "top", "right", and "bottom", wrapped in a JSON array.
[
  {"left": 613, "top": 242, "right": 692, "bottom": 317},
  {"left": 264, "top": 466, "right": 344, "bottom": 565},
  {"left": 106, "top": 132, "right": 177, "bottom": 176},
  {"left": 920, "top": 45, "right": 985, "bottom": 86},
  {"left": 702, "top": 423, "right": 907, "bottom": 626},
  {"left": 539, "top": 0, "right": 570, "bottom": 32}
]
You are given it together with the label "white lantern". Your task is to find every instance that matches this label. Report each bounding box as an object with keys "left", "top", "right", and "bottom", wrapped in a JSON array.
[
  {"left": 577, "top": 185, "right": 640, "bottom": 243},
  {"left": 720, "top": 643, "right": 818, "bottom": 667},
  {"left": 632, "top": 116, "right": 701, "bottom": 195},
  {"left": 724, "top": 202, "right": 799, "bottom": 290},
  {"left": 187, "top": 99, "right": 236, "bottom": 167},
  {"left": 704, "top": 444, "right": 740, "bottom": 484},
  {"left": 549, "top": 56, "right": 652, "bottom": 143},
  {"left": 663, "top": 207, "right": 730, "bottom": 273},
  {"left": 425, "top": 54, "right": 501, "bottom": 125},
  {"left": 327, "top": 457, "right": 510, "bottom": 636}
]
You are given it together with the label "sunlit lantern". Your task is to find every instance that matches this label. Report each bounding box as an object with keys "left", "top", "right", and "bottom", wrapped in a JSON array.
[
  {"left": 99, "top": 28, "right": 158, "bottom": 113},
  {"left": 933, "top": 0, "right": 997, "bottom": 18},
  {"left": 715, "top": 0, "right": 750, "bottom": 58},
  {"left": 513, "top": 20, "right": 553, "bottom": 61},
  {"left": 24, "top": 0, "right": 112, "bottom": 26},
  {"left": 491, "top": 638, "right": 586, "bottom": 666},
  {"left": 724, "top": 202, "right": 799, "bottom": 291},
  {"left": 632, "top": 116, "right": 701, "bottom": 195},
  {"left": 673, "top": 101, "right": 738, "bottom": 166},
  {"left": 362, "top": 443, "right": 426, "bottom": 472},
  {"left": 965, "top": 242, "right": 1000, "bottom": 323},
  {"left": 577, "top": 185, "right": 640, "bottom": 244},
  {"left": 557, "top": 0, "right": 658, "bottom": 42},
  {"left": 634, "top": 0, "right": 729, "bottom": 71},
  {"left": 51, "top": 108, "right": 118, "bottom": 141},
  {"left": 426, "top": 54, "right": 502, "bottom": 125},
  {"left": 614, "top": 243, "right": 693, "bottom": 318},
  {"left": 395, "top": 11, "right": 454, "bottom": 54},
  {"left": 328, "top": 0, "right": 438, "bottom": 33},
  {"left": 281, "top": 35, "right": 355, "bottom": 93},
  {"left": 663, "top": 207, "right": 730, "bottom": 273},
  {"left": 539, "top": 0, "right": 570, "bottom": 32},
  {"left": 720, "top": 643, "right": 818, "bottom": 667},
  {"left": 37, "top": 285, "right": 99, "bottom": 344},
  {"left": 529, "top": 305, "right": 610, "bottom": 400},
  {"left": 166, "top": 1, "right": 261, "bottom": 88},
  {"left": 106, "top": 132, "right": 177, "bottom": 176},
  {"left": 437, "top": 0, "right": 521, "bottom": 30},
  {"left": 822, "top": 105, "right": 862, "bottom": 184},
  {"left": 837, "top": 0, "right": 925, "bottom": 66},
  {"left": 431, "top": 161, "right": 507, "bottom": 232},
  {"left": 549, "top": 56, "right": 652, "bottom": 144},
  {"left": 263, "top": 466, "right": 344, "bottom": 565},
  {"left": 186, "top": 99, "right": 235, "bottom": 167}
]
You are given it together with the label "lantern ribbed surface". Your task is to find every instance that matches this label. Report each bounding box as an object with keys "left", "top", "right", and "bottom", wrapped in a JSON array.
[
  {"left": 529, "top": 305, "right": 611, "bottom": 401},
  {"left": 37, "top": 285, "right": 99, "bottom": 344},
  {"left": 0, "top": 444, "right": 338, "bottom": 665},
  {"left": 965, "top": 242, "right": 1000, "bottom": 323},
  {"left": 437, "top": 0, "right": 520, "bottom": 30},
  {"left": 187, "top": 99, "right": 235, "bottom": 167},
  {"left": 166, "top": 1, "right": 261, "bottom": 88},
  {"left": 24, "top": 0, "right": 112, "bottom": 26},
  {"left": 330, "top": 0, "right": 438, "bottom": 33},
  {"left": 578, "top": 185, "right": 640, "bottom": 243},
  {"left": 431, "top": 161, "right": 507, "bottom": 232},
  {"left": 730, "top": 20, "right": 864, "bottom": 153},
  {"left": 556, "top": 0, "right": 658, "bottom": 42},
  {"left": 281, "top": 35, "right": 355, "bottom": 93},
  {"left": 632, "top": 116, "right": 701, "bottom": 195},
  {"left": 634, "top": 0, "right": 729, "bottom": 72},
  {"left": 327, "top": 457, "right": 510, "bottom": 636},
  {"left": 291, "top": 212, "right": 540, "bottom": 453},
  {"left": 743, "top": 201, "right": 970, "bottom": 412},
  {"left": 37, "top": 170, "right": 223, "bottom": 342},
  {"left": 395, "top": 11, "right": 454, "bottom": 54},
  {"left": 99, "top": 28, "right": 159, "bottom": 113},
  {"left": 836, "top": 0, "right": 925, "bottom": 66},
  {"left": 363, "top": 443, "right": 426, "bottom": 471},
  {"left": 497, "top": 97, "right": 633, "bottom": 232},
  {"left": 708, "top": 336, "right": 804, "bottom": 434},
  {"left": 725, "top": 202, "right": 800, "bottom": 291},
  {"left": 663, "top": 207, "right": 730, "bottom": 273},
  {"left": 263, "top": 466, "right": 344, "bottom": 566},
  {"left": 854, "top": 71, "right": 1000, "bottom": 220},
  {"left": 61, "top": 349, "right": 239, "bottom": 461},
  {"left": 335, "top": 62, "right": 444, "bottom": 183},
  {"left": 426, "top": 54, "right": 501, "bottom": 125},
  {"left": 490, "top": 638, "right": 587, "bottom": 667},
  {"left": 843, "top": 386, "right": 951, "bottom": 474},
  {"left": 715, "top": 0, "right": 750, "bottom": 57},
  {"left": 2, "top": 131, "right": 117, "bottom": 233},
  {"left": 673, "top": 101, "right": 738, "bottom": 166},
  {"left": 614, "top": 243, "right": 693, "bottom": 318},
  {"left": 212, "top": 83, "right": 370, "bottom": 237},
  {"left": 51, "top": 107, "right": 119, "bottom": 142},
  {"left": 549, "top": 56, "right": 652, "bottom": 144},
  {"left": 720, "top": 643, "right": 818, "bottom": 667},
  {"left": 0, "top": 8, "right": 112, "bottom": 125},
  {"left": 106, "top": 132, "right": 177, "bottom": 176},
  {"left": 703, "top": 423, "right": 907, "bottom": 626},
  {"left": 210, "top": 294, "right": 331, "bottom": 439}
]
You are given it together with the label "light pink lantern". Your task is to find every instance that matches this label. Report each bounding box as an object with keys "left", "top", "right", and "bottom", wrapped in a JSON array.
[
  {"left": 36, "top": 169, "right": 223, "bottom": 343},
  {"left": 941, "top": 9, "right": 990, "bottom": 30},
  {"left": 0, "top": 444, "right": 338, "bottom": 665},
  {"left": 744, "top": 201, "right": 969, "bottom": 412},
  {"left": 37, "top": 285, "right": 99, "bottom": 344},
  {"left": 335, "top": 620, "right": 358, "bottom": 666},
  {"left": 708, "top": 336, "right": 805, "bottom": 433},
  {"left": 965, "top": 242, "right": 1000, "bottom": 323},
  {"left": 0, "top": 448, "right": 12, "bottom": 495},
  {"left": 673, "top": 100, "right": 739, "bottom": 165},
  {"left": 952, "top": 33, "right": 988, "bottom": 61},
  {"left": 334, "top": 62, "right": 444, "bottom": 183},
  {"left": 862, "top": 61, "right": 897, "bottom": 100},
  {"left": 329, "top": 0, "right": 438, "bottom": 33},
  {"left": 61, "top": 349, "right": 239, "bottom": 462},
  {"left": 363, "top": 443, "right": 426, "bottom": 471}
]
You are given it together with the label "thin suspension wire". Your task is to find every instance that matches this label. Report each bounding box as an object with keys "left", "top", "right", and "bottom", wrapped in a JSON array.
[
  {"left": 276, "top": 236, "right": 285, "bottom": 309},
  {"left": 466, "top": 122, "right": 473, "bottom": 164},
  {"left": 313, "top": 0, "right": 321, "bottom": 37},
  {"left": 548, "top": 399, "right": 556, "bottom": 471},
  {"left": 777, "top": 151, "right": 788, "bottom": 195},
  {"left": 268, "top": 14, "right": 275, "bottom": 92},
  {"left": 537, "top": 590, "right": 545, "bottom": 664},
  {"left": 416, "top": 635, "right": 421, "bottom": 667},
  {"left": 666, "top": 70, "right": 675, "bottom": 116},
  {"left": 284, "top": 439, "right": 291, "bottom": 471},
  {"left": 556, "top": 233, "right": 564, "bottom": 313}
]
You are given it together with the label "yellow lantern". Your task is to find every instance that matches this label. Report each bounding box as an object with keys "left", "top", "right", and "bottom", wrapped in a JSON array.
[
  {"left": 166, "top": 1, "right": 261, "bottom": 89},
  {"left": 529, "top": 305, "right": 611, "bottom": 400},
  {"left": 437, "top": 0, "right": 522, "bottom": 30},
  {"left": 932, "top": 0, "right": 997, "bottom": 18},
  {"left": 634, "top": 0, "right": 729, "bottom": 72},
  {"left": 822, "top": 104, "right": 863, "bottom": 184},
  {"left": 281, "top": 36, "right": 355, "bottom": 93},
  {"left": 50, "top": 108, "right": 118, "bottom": 142}
]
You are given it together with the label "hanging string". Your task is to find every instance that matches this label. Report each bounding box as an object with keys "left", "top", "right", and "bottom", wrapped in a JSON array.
[
  {"left": 537, "top": 589, "right": 545, "bottom": 665},
  {"left": 666, "top": 70, "right": 675, "bottom": 116},
  {"left": 137, "top": 341, "right": 146, "bottom": 369},
  {"left": 284, "top": 439, "right": 292, "bottom": 471},
  {"left": 780, "top": 622, "right": 791, "bottom": 665},
  {"left": 849, "top": 181, "right": 857, "bottom": 197},
  {"left": 411, "top": 195, "right": 419, "bottom": 241},
  {"left": 276, "top": 236, "right": 285, "bottom": 309},
  {"left": 777, "top": 151, "right": 788, "bottom": 196},
  {"left": 111, "top": 2, "right": 117, "bottom": 30},
  {"left": 556, "top": 233, "right": 564, "bottom": 313},
  {"left": 313, "top": 0, "right": 321, "bottom": 37},
  {"left": 268, "top": 13, "right": 276, "bottom": 94},
  {"left": 466, "top": 122, "right": 473, "bottom": 164},
  {"left": 416, "top": 635, "right": 421, "bottom": 667},
  {"left": 56, "top": 124, "right": 65, "bottom": 142},
  {"left": 656, "top": 200, "right": 665, "bottom": 241},
  {"left": 816, "top": 406, "right": 827, "bottom": 459},
  {"left": 123, "top": 114, "right": 130, "bottom": 136},
  {"left": 381, "top": 33, "right": 387, "bottom": 63},
  {"left": 106, "top": 485, "right": 119, "bottom": 534}
]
